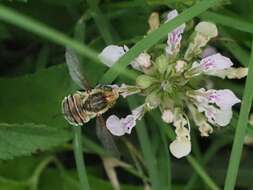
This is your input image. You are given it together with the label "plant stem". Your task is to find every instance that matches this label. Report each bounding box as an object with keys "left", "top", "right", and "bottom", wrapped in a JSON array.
[
  {"left": 224, "top": 41, "right": 253, "bottom": 190},
  {"left": 73, "top": 127, "right": 91, "bottom": 190}
]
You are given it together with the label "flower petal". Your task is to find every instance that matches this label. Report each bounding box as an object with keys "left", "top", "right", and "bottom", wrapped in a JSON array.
[
  {"left": 169, "top": 137, "right": 191, "bottom": 159},
  {"left": 132, "top": 104, "right": 145, "bottom": 120},
  {"left": 99, "top": 45, "right": 128, "bottom": 67},
  {"left": 162, "top": 109, "right": 174, "bottom": 123},
  {"left": 200, "top": 53, "right": 233, "bottom": 72},
  {"left": 207, "top": 89, "right": 241, "bottom": 110},
  {"left": 121, "top": 115, "right": 136, "bottom": 134},
  {"left": 106, "top": 115, "right": 125, "bottom": 136},
  {"left": 214, "top": 108, "right": 233, "bottom": 127},
  {"left": 165, "top": 10, "right": 185, "bottom": 56},
  {"left": 131, "top": 53, "right": 152, "bottom": 71}
]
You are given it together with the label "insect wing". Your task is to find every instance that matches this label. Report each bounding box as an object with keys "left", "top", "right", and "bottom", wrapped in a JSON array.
[
  {"left": 65, "top": 47, "right": 91, "bottom": 90},
  {"left": 96, "top": 116, "right": 120, "bottom": 158}
]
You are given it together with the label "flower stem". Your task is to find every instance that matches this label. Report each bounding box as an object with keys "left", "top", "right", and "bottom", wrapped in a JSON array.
[{"left": 73, "top": 127, "right": 91, "bottom": 190}]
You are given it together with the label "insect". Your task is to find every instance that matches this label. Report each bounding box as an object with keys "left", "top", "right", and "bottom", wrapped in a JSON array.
[
  {"left": 62, "top": 47, "right": 119, "bottom": 156},
  {"left": 62, "top": 85, "right": 119, "bottom": 126}
]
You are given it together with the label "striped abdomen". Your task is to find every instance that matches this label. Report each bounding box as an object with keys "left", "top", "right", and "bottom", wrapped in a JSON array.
[{"left": 62, "top": 92, "right": 95, "bottom": 126}]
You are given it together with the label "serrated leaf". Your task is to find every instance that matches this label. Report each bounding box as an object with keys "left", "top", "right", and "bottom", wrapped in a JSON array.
[{"left": 0, "top": 123, "right": 72, "bottom": 160}]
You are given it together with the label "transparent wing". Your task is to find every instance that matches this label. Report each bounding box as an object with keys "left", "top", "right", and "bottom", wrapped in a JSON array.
[
  {"left": 96, "top": 116, "right": 120, "bottom": 158},
  {"left": 65, "top": 47, "right": 91, "bottom": 90}
]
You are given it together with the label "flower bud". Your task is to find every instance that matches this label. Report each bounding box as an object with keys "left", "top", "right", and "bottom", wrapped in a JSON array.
[
  {"left": 146, "top": 90, "right": 160, "bottom": 109},
  {"left": 148, "top": 12, "right": 160, "bottom": 33},
  {"left": 155, "top": 54, "right": 169, "bottom": 74},
  {"left": 175, "top": 60, "right": 187, "bottom": 73},
  {"left": 169, "top": 137, "right": 191, "bottom": 159},
  {"left": 131, "top": 53, "right": 152, "bottom": 71},
  {"left": 195, "top": 22, "right": 218, "bottom": 39},
  {"left": 199, "top": 122, "right": 213, "bottom": 137},
  {"left": 162, "top": 109, "right": 174, "bottom": 123},
  {"left": 136, "top": 75, "right": 157, "bottom": 89}
]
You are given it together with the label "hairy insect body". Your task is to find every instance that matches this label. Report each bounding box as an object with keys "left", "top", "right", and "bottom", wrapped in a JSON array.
[{"left": 62, "top": 86, "right": 119, "bottom": 126}]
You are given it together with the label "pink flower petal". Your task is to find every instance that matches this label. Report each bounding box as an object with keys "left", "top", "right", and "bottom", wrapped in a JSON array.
[
  {"left": 106, "top": 115, "right": 125, "bottom": 136},
  {"left": 122, "top": 115, "right": 136, "bottom": 134},
  {"left": 206, "top": 89, "right": 240, "bottom": 110},
  {"left": 165, "top": 10, "right": 185, "bottom": 56},
  {"left": 99, "top": 45, "right": 128, "bottom": 67},
  {"left": 200, "top": 53, "right": 233, "bottom": 72}
]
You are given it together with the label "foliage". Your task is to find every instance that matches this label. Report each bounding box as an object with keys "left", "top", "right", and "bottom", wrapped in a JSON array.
[{"left": 0, "top": 0, "right": 252, "bottom": 190}]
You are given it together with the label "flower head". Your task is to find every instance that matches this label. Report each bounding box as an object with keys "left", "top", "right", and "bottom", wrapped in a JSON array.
[{"left": 99, "top": 10, "right": 247, "bottom": 159}]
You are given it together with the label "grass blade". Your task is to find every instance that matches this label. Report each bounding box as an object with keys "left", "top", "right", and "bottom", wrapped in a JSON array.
[
  {"left": 128, "top": 98, "right": 161, "bottom": 190},
  {"left": 0, "top": 5, "right": 99, "bottom": 63},
  {"left": 200, "top": 11, "right": 253, "bottom": 34},
  {"left": 99, "top": 0, "right": 222, "bottom": 84},
  {"left": 186, "top": 156, "right": 220, "bottom": 190},
  {"left": 73, "top": 127, "right": 91, "bottom": 190},
  {"left": 224, "top": 41, "right": 253, "bottom": 190},
  {"left": 86, "top": 0, "right": 118, "bottom": 44}
]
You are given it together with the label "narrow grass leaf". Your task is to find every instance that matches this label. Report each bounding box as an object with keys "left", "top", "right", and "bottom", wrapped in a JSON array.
[
  {"left": 224, "top": 41, "right": 253, "bottom": 190},
  {"left": 0, "top": 5, "right": 99, "bottom": 64},
  {"left": 86, "top": 0, "right": 117, "bottom": 44},
  {"left": 128, "top": 98, "right": 161, "bottom": 190},
  {"left": 200, "top": 11, "right": 253, "bottom": 34}
]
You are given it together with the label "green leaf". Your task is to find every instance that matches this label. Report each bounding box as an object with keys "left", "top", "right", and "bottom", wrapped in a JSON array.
[
  {"left": 0, "top": 65, "right": 71, "bottom": 127},
  {"left": 0, "top": 123, "right": 71, "bottom": 160}
]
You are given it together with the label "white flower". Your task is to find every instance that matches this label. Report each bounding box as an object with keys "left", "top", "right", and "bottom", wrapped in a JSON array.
[
  {"left": 106, "top": 115, "right": 136, "bottom": 136},
  {"left": 131, "top": 53, "right": 152, "bottom": 71},
  {"left": 106, "top": 104, "right": 145, "bottom": 136},
  {"left": 188, "top": 88, "right": 240, "bottom": 126},
  {"left": 165, "top": 10, "right": 185, "bottom": 56},
  {"left": 99, "top": 45, "right": 129, "bottom": 67},
  {"left": 162, "top": 109, "right": 174, "bottom": 123},
  {"left": 169, "top": 136, "right": 191, "bottom": 159}
]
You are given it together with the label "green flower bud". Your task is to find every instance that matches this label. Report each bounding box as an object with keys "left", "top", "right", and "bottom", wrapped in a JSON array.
[
  {"left": 136, "top": 75, "right": 157, "bottom": 89},
  {"left": 145, "top": 90, "right": 160, "bottom": 109},
  {"left": 155, "top": 55, "right": 169, "bottom": 74}
]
